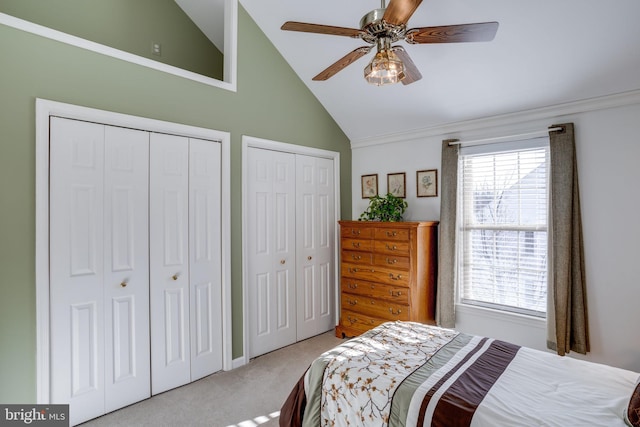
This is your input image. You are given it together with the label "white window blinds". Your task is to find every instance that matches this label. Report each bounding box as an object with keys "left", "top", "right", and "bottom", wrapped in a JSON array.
[{"left": 458, "top": 138, "right": 549, "bottom": 317}]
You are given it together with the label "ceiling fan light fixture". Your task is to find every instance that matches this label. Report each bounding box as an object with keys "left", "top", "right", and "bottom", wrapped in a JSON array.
[{"left": 364, "top": 48, "right": 405, "bottom": 86}]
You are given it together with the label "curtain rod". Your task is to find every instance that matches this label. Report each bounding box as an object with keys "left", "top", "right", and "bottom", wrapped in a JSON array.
[{"left": 448, "top": 126, "right": 564, "bottom": 147}]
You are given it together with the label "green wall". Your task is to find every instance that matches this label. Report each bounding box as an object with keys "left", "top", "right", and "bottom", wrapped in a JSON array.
[
  {"left": 0, "top": 0, "right": 223, "bottom": 79},
  {"left": 0, "top": 5, "right": 352, "bottom": 403}
]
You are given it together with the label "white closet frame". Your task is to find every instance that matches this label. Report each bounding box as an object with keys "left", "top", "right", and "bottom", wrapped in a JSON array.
[
  {"left": 35, "top": 98, "right": 232, "bottom": 404},
  {"left": 240, "top": 135, "right": 341, "bottom": 366}
]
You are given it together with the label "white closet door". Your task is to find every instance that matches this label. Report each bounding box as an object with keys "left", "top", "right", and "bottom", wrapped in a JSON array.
[
  {"left": 50, "top": 118, "right": 106, "bottom": 425},
  {"left": 149, "top": 133, "right": 191, "bottom": 395},
  {"left": 296, "top": 155, "right": 335, "bottom": 340},
  {"left": 189, "top": 138, "right": 223, "bottom": 380},
  {"left": 103, "top": 126, "right": 151, "bottom": 413},
  {"left": 247, "top": 147, "right": 296, "bottom": 358}
]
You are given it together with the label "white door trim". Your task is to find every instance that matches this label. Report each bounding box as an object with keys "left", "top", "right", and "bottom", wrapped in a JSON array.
[
  {"left": 240, "top": 135, "right": 341, "bottom": 365},
  {"left": 35, "top": 98, "right": 233, "bottom": 404}
]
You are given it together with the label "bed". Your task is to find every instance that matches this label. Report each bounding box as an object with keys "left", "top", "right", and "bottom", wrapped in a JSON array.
[{"left": 280, "top": 321, "right": 640, "bottom": 427}]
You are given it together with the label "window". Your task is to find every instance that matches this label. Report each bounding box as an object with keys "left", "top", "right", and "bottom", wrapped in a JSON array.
[{"left": 457, "top": 138, "right": 549, "bottom": 317}]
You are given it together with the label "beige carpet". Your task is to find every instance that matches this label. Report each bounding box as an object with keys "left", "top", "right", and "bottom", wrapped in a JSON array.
[{"left": 81, "top": 331, "right": 344, "bottom": 427}]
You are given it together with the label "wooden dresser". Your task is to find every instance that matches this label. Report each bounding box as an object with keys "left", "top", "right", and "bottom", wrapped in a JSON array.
[{"left": 335, "top": 220, "right": 439, "bottom": 338}]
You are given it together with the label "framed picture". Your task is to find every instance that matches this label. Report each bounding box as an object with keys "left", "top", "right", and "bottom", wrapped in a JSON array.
[
  {"left": 417, "top": 169, "right": 438, "bottom": 197},
  {"left": 387, "top": 172, "right": 406, "bottom": 198},
  {"left": 361, "top": 174, "right": 378, "bottom": 198}
]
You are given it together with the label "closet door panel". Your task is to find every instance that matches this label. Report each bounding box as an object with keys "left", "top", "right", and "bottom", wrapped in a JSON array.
[
  {"left": 189, "top": 138, "right": 223, "bottom": 380},
  {"left": 103, "top": 126, "right": 151, "bottom": 412},
  {"left": 296, "top": 155, "right": 335, "bottom": 340},
  {"left": 50, "top": 117, "right": 106, "bottom": 425},
  {"left": 149, "top": 133, "right": 191, "bottom": 395},
  {"left": 247, "top": 147, "right": 296, "bottom": 358}
]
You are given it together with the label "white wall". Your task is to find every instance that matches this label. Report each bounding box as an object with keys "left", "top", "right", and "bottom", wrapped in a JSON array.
[{"left": 350, "top": 92, "right": 640, "bottom": 373}]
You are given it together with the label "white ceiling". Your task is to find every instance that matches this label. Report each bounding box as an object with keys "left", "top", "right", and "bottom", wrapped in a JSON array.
[{"left": 239, "top": 0, "right": 640, "bottom": 142}]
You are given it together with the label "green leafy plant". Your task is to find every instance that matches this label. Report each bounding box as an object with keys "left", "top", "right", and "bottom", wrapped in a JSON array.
[{"left": 359, "top": 193, "right": 408, "bottom": 222}]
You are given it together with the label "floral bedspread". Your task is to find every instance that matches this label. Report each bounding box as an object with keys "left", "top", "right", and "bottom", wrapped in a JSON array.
[{"left": 318, "top": 322, "right": 458, "bottom": 427}]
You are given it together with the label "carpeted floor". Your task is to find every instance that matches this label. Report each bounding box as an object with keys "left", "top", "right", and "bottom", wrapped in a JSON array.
[{"left": 81, "top": 331, "right": 344, "bottom": 427}]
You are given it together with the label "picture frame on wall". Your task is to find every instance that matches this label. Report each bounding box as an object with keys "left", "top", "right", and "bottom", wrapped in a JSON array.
[
  {"left": 387, "top": 172, "right": 406, "bottom": 198},
  {"left": 417, "top": 169, "right": 438, "bottom": 197},
  {"left": 361, "top": 173, "right": 378, "bottom": 198}
]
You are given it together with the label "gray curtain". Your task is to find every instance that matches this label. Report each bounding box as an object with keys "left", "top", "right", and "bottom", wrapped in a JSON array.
[
  {"left": 435, "top": 139, "right": 459, "bottom": 328},
  {"left": 547, "top": 123, "right": 590, "bottom": 355}
]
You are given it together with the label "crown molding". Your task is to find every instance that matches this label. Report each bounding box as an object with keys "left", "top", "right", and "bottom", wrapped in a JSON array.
[{"left": 350, "top": 89, "right": 640, "bottom": 149}]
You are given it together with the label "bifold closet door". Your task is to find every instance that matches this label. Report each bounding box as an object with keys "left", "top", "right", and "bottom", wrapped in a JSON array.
[
  {"left": 150, "top": 134, "right": 223, "bottom": 394},
  {"left": 50, "top": 118, "right": 150, "bottom": 425},
  {"left": 295, "top": 155, "right": 335, "bottom": 341},
  {"left": 246, "top": 147, "right": 297, "bottom": 358},
  {"left": 149, "top": 133, "right": 191, "bottom": 395}
]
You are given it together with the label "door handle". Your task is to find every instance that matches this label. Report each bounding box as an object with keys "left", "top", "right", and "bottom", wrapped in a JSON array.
[
  {"left": 280, "top": 259, "right": 286, "bottom": 265},
  {"left": 172, "top": 273, "right": 179, "bottom": 281},
  {"left": 307, "top": 256, "right": 312, "bottom": 261},
  {"left": 120, "top": 280, "right": 128, "bottom": 288}
]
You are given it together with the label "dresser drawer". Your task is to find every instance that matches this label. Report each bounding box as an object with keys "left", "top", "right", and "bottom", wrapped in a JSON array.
[
  {"left": 373, "top": 253, "right": 410, "bottom": 270},
  {"left": 375, "top": 227, "right": 410, "bottom": 241},
  {"left": 340, "top": 309, "right": 386, "bottom": 334},
  {"left": 341, "top": 263, "right": 410, "bottom": 287},
  {"left": 341, "top": 279, "right": 410, "bottom": 304},
  {"left": 342, "top": 238, "right": 373, "bottom": 252},
  {"left": 374, "top": 240, "right": 410, "bottom": 255},
  {"left": 341, "top": 250, "right": 373, "bottom": 265},
  {"left": 341, "top": 225, "right": 373, "bottom": 239},
  {"left": 341, "top": 294, "right": 409, "bottom": 321}
]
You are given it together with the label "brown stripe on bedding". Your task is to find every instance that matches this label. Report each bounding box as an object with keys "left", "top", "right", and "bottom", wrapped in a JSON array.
[
  {"left": 416, "top": 337, "right": 490, "bottom": 426},
  {"left": 431, "top": 340, "right": 520, "bottom": 427}
]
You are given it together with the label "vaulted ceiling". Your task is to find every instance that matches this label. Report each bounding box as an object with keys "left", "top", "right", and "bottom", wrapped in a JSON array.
[{"left": 240, "top": 0, "right": 640, "bottom": 142}]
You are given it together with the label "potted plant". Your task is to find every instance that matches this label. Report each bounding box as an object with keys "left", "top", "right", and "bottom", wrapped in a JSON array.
[{"left": 359, "top": 193, "right": 408, "bottom": 222}]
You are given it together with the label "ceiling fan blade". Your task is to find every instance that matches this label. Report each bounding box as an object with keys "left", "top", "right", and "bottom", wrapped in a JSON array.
[
  {"left": 281, "top": 21, "right": 363, "bottom": 38},
  {"left": 313, "top": 46, "right": 372, "bottom": 81},
  {"left": 383, "top": 0, "right": 423, "bottom": 26},
  {"left": 407, "top": 22, "right": 499, "bottom": 44},
  {"left": 392, "top": 46, "right": 422, "bottom": 85}
]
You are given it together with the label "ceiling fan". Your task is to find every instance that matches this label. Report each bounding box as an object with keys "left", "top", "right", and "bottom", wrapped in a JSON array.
[{"left": 281, "top": 0, "right": 498, "bottom": 86}]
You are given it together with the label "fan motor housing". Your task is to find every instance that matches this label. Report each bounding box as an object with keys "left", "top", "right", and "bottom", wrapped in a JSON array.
[{"left": 360, "top": 8, "right": 406, "bottom": 43}]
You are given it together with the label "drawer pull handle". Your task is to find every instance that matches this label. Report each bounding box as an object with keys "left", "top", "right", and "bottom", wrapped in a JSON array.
[
  {"left": 348, "top": 283, "right": 358, "bottom": 289},
  {"left": 389, "top": 308, "right": 402, "bottom": 316},
  {"left": 349, "top": 267, "right": 375, "bottom": 273},
  {"left": 389, "top": 273, "right": 402, "bottom": 280},
  {"left": 352, "top": 254, "right": 362, "bottom": 260},
  {"left": 352, "top": 242, "right": 361, "bottom": 248},
  {"left": 351, "top": 229, "right": 361, "bottom": 235},
  {"left": 391, "top": 290, "right": 402, "bottom": 297},
  {"left": 386, "top": 231, "right": 397, "bottom": 237},
  {"left": 347, "top": 299, "right": 358, "bottom": 305},
  {"left": 347, "top": 316, "right": 358, "bottom": 324},
  {"left": 386, "top": 257, "right": 397, "bottom": 264},
  {"left": 385, "top": 244, "right": 397, "bottom": 251}
]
